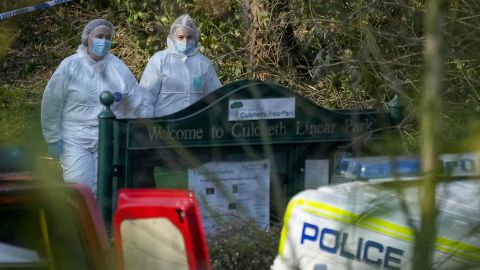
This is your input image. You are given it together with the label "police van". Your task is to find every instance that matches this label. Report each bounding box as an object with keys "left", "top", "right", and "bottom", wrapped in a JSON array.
[
  {"left": 335, "top": 152, "right": 480, "bottom": 183},
  {"left": 272, "top": 153, "right": 480, "bottom": 270},
  {"left": 336, "top": 155, "right": 421, "bottom": 182}
]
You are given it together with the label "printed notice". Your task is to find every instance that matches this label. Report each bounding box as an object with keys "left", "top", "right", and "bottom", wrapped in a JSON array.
[
  {"left": 188, "top": 160, "right": 270, "bottom": 235},
  {"left": 228, "top": 98, "right": 295, "bottom": 121}
]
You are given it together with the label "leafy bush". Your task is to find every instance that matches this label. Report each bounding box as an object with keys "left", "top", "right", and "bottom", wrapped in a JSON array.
[{"left": 208, "top": 221, "right": 281, "bottom": 270}]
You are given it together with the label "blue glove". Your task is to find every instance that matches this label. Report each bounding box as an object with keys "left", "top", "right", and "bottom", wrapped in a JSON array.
[{"left": 48, "top": 140, "right": 63, "bottom": 160}]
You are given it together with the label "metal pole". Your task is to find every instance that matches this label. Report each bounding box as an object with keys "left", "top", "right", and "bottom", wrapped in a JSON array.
[{"left": 97, "top": 91, "right": 115, "bottom": 229}]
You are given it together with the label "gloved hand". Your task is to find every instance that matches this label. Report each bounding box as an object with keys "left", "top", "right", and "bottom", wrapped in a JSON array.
[{"left": 48, "top": 140, "right": 63, "bottom": 160}]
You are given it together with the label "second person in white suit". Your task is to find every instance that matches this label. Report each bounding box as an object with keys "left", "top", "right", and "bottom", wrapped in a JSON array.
[{"left": 139, "top": 14, "right": 222, "bottom": 117}]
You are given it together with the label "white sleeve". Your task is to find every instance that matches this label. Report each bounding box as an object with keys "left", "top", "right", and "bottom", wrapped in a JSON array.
[
  {"left": 139, "top": 55, "right": 162, "bottom": 117},
  {"left": 128, "top": 84, "right": 152, "bottom": 118},
  {"left": 41, "top": 61, "right": 68, "bottom": 143},
  {"left": 204, "top": 63, "right": 222, "bottom": 94},
  {"left": 120, "top": 69, "right": 142, "bottom": 118}
]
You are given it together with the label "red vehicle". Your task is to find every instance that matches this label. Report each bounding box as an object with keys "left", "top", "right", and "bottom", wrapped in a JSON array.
[{"left": 0, "top": 146, "right": 210, "bottom": 270}]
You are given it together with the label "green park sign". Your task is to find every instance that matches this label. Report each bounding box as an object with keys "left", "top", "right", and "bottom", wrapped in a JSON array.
[{"left": 125, "top": 80, "right": 390, "bottom": 149}]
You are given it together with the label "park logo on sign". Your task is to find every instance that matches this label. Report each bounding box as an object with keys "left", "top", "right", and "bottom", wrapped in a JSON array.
[{"left": 228, "top": 98, "right": 295, "bottom": 121}]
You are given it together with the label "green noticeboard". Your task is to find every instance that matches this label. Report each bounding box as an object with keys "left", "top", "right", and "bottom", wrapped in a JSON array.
[{"left": 99, "top": 80, "right": 401, "bottom": 225}]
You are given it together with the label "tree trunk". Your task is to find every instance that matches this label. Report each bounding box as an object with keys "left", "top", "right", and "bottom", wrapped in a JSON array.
[{"left": 413, "top": 0, "right": 446, "bottom": 269}]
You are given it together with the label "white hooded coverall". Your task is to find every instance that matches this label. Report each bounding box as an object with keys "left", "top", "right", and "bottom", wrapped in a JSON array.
[
  {"left": 139, "top": 14, "right": 222, "bottom": 117},
  {"left": 41, "top": 45, "right": 140, "bottom": 193}
]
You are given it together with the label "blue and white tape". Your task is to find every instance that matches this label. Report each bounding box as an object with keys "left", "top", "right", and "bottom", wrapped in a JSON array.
[{"left": 0, "top": 0, "right": 73, "bottom": 21}]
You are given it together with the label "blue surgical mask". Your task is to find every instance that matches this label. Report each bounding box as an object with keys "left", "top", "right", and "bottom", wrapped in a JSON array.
[
  {"left": 91, "top": 38, "right": 112, "bottom": 57},
  {"left": 175, "top": 40, "right": 196, "bottom": 54}
]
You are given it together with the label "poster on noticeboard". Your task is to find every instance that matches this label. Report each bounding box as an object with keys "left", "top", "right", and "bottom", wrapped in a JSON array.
[{"left": 188, "top": 160, "right": 270, "bottom": 235}]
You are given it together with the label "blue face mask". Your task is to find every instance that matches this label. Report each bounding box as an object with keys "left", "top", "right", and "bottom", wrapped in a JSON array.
[
  {"left": 91, "top": 38, "right": 112, "bottom": 57},
  {"left": 175, "top": 40, "right": 196, "bottom": 54}
]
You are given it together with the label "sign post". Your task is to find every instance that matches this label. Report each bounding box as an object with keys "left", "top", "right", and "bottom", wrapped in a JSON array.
[{"left": 98, "top": 91, "right": 115, "bottom": 228}]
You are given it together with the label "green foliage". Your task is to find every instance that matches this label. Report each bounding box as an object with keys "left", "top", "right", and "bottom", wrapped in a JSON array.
[
  {"left": 0, "top": 85, "right": 42, "bottom": 149},
  {"left": 282, "top": 0, "right": 480, "bottom": 152},
  {"left": 0, "top": 0, "right": 45, "bottom": 59},
  {"left": 208, "top": 221, "right": 281, "bottom": 270},
  {"left": 109, "top": 0, "right": 187, "bottom": 52}
]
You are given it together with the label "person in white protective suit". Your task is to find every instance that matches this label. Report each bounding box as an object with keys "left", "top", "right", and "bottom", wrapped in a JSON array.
[
  {"left": 139, "top": 14, "right": 222, "bottom": 117},
  {"left": 41, "top": 18, "right": 143, "bottom": 194}
]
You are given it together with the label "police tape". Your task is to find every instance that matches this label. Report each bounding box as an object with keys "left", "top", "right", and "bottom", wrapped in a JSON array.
[{"left": 0, "top": 0, "right": 73, "bottom": 21}]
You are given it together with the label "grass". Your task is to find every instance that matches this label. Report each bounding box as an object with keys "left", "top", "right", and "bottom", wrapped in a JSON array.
[
  {"left": 0, "top": 86, "right": 42, "bottom": 144},
  {"left": 0, "top": 85, "right": 63, "bottom": 183}
]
